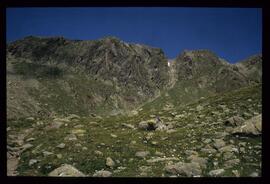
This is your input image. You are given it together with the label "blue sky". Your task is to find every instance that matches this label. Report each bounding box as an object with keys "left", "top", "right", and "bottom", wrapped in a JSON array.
[{"left": 6, "top": 8, "right": 261, "bottom": 63}]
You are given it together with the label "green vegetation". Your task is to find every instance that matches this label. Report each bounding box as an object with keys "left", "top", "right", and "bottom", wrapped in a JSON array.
[{"left": 8, "top": 84, "right": 261, "bottom": 177}]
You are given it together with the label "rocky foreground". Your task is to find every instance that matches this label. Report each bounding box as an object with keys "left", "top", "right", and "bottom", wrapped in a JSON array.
[{"left": 7, "top": 84, "right": 261, "bottom": 177}]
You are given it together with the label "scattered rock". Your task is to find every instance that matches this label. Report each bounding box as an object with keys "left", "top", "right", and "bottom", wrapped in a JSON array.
[
  {"left": 94, "top": 150, "right": 103, "bottom": 156},
  {"left": 155, "top": 122, "right": 168, "bottom": 131},
  {"left": 89, "top": 122, "right": 98, "bottom": 125},
  {"left": 203, "top": 138, "right": 211, "bottom": 144},
  {"left": 71, "top": 129, "right": 86, "bottom": 135},
  {"left": 43, "top": 151, "right": 54, "bottom": 157},
  {"left": 185, "top": 150, "right": 198, "bottom": 156},
  {"left": 138, "top": 120, "right": 158, "bottom": 131},
  {"left": 165, "top": 162, "right": 202, "bottom": 177},
  {"left": 249, "top": 172, "right": 259, "bottom": 177},
  {"left": 22, "top": 143, "right": 33, "bottom": 151},
  {"left": 187, "top": 155, "right": 208, "bottom": 169},
  {"left": 224, "top": 159, "right": 240, "bottom": 169},
  {"left": 224, "top": 116, "right": 245, "bottom": 127},
  {"left": 213, "top": 139, "right": 226, "bottom": 149},
  {"left": 74, "top": 124, "right": 84, "bottom": 128},
  {"left": 155, "top": 151, "right": 164, "bottom": 156},
  {"left": 232, "top": 170, "right": 240, "bottom": 177},
  {"left": 196, "top": 105, "right": 204, "bottom": 111},
  {"left": 139, "top": 166, "right": 152, "bottom": 172},
  {"left": 218, "top": 145, "right": 234, "bottom": 153},
  {"left": 56, "top": 154, "right": 63, "bottom": 159},
  {"left": 138, "top": 121, "right": 149, "bottom": 130},
  {"left": 26, "top": 117, "right": 35, "bottom": 121},
  {"left": 135, "top": 151, "right": 150, "bottom": 158},
  {"left": 56, "top": 143, "right": 65, "bottom": 149},
  {"left": 67, "top": 114, "right": 80, "bottom": 120},
  {"left": 122, "top": 123, "right": 135, "bottom": 129},
  {"left": 110, "top": 134, "right": 117, "bottom": 138},
  {"left": 64, "top": 134, "right": 77, "bottom": 141},
  {"left": 232, "top": 115, "right": 261, "bottom": 136},
  {"left": 29, "top": 159, "right": 38, "bottom": 166},
  {"left": 93, "top": 170, "right": 112, "bottom": 177},
  {"left": 208, "top": 169, "right": 225, "bottom": 177},
  {"left": 26, "top": 138, "right": 35, "bottom": 142},
  {"left": 48, "top": 164, "right": 85, "bottom": 176},
  {"left": 46, "top": 121, "right": 63, "bottom": 130},
  {"left": 106, "top": 157, "right": 115, "bottom": 168},
  {"left": 200, "top": 147, "right": 217, "bottom": 154},
  {"left": 166, "top": 129, "right": 177, "bottom": 134},
  {"left": 223, "top": 151, "right": 235, "bottom": 160},
  {"left": 147, "top": 157, "right": 179, "bottom": 163}
]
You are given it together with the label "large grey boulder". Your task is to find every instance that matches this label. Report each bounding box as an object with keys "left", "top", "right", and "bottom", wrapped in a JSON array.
[
  {"left": 165, "top": 162, "right": 202, "bottom": 177},
  {"left": 48, "top": 164, "right": 85, "bottom": 176},
  {"left": 232, "top": 114, "right": 261, "bottom": 136}
]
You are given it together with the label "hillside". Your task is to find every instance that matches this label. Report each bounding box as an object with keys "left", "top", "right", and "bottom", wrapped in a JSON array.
[
  {"left": 7, "top": 84, "right": 262, "bottom": 177},
  {"left": 6, "top": 36, "right": 262, "bottom": 177},
  {"left": 7, "top": 36, "right": 169, "bottom": 119}
]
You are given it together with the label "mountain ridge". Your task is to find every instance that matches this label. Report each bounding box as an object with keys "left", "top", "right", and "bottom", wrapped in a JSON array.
[{"left": 6, "top": 36, "right": 262, "bottom": 119}]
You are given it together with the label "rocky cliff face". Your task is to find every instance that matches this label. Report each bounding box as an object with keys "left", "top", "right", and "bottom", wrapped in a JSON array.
[
  {"left": 236, "top": 54, "right": 262, "bottom": 83},
  {"left": 6, "top": 36, "right": 262, "bottom": 119},
  {"left": 174, "top": 50, "right": 261, "bottom": 93},
  {"left": 7, "top": 36, "right": 169, "bottom": 118},
  {"left": 7, "top": 36, "right": 169, "bottom": 94}
]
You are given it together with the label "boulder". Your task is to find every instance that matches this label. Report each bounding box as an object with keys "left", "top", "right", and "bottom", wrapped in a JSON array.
[
  {"left": 106, "top": 157, "right": 115, "bottom": 168},
  {"left": 138, "top": 121, "right": 149, "bottom": 130},
  {"left": 94, "top": 150, "right": 103, "bottom": 156},
  {"left": 232, "top": 115, "right": 261, "bottom": 136},
  {"left": 224, "top": 159, "right": 240, "bottom": 169},
  {"left": 48, "top": 164, "right": 85, "bottom": 176},
  {"left": 165, "top": 162, "right": 202, "bottom": 177},
  {"left": 213, "top": 139, "right": 226, "bottom": 150},
  {"left": 138, "top": 120, "right": 156, "bottom": 131},
  {"left": 187, "top": 155, "right": 208, "bottom": 169},
  {"left": 56, "top": 143, "right": 65, "bottom": 149},
  {"left": 224, "top": 116, "right": 245, "bottom": 127},
  {"left": 208, "top": 169, "right": 225, "bottom": 177},
  {"left": 122, "top": 123, "right": 135, "bottom": 129},
  {"left": 135, "top": 151, "right": 150, "bottom": 158},
  {"left": 93, "top": 170, "right": 112, "bottom": 177},
  {"left": 28, "top": 159, "right": 38, "bottom": 166},
  {"left": 64, "top": 134, "right": 77, "bottom": 141},
  {"left": 67, "top": 114, "right": 80, "bottom": 120},
  {"left": 196, "top": 105, "right": 204, "bottom": 111},
  {"left": 46, "top": 121, "right": 63, "bottom": 130}
]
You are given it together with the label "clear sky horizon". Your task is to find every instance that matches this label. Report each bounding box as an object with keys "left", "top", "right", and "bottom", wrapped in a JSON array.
[{"left": 7, "top": 7, "right": 262, "bottom": 63}]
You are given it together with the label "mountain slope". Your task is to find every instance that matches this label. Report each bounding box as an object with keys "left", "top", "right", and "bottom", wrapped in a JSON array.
[
  {"left": 7, "top": 36, "right": 169, "bottom": 119},
  {"left": 7, "top": 36, "right": 262, "bottom": 119},
  {"left": 141, "top": 50, "right": 262, "bottom": 112}
]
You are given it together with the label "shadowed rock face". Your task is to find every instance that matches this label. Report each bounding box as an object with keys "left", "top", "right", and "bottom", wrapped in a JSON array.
[
  {"left": 7, "top": 36, "right": 169, "bottom": 118},
  {"left": 7, "top": 36, "right": 169, "bottom": 93}
]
